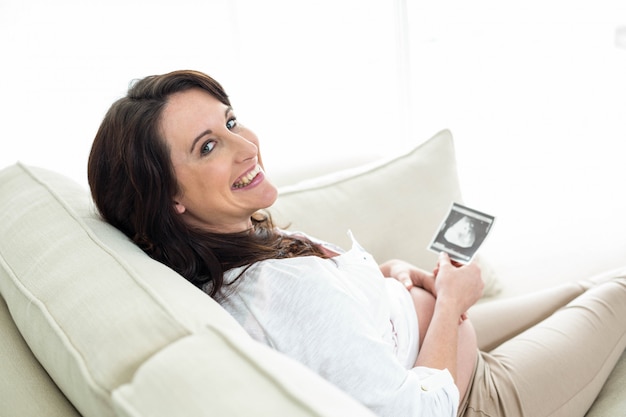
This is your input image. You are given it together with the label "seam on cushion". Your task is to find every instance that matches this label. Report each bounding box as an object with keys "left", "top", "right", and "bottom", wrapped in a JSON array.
[
  {"left": 0, "top": 251, "right": 111, "bottom": 405},
  {"left": 206, "top": 323, "right": 373, "bottom": 416},
  {"left": 110, "top": 391, "right": 145, "bottom": 417},
  {"left": 201, "top": 325, "right": 351, "bottom": 417},
  {"left": 110, "top": 331, "right": 324, "bottom": 417},
  {"left": 16, "top": 162, "right": 196, "bottom": 334},
  {"left": 111, "top": 330, "right": 354, "bottom": 417},
  {"left": 277, "top": 129, "right": 454, "bottom": 195},
  {"left": 7, "top": 164, "right": 196, "bottom": 391}
]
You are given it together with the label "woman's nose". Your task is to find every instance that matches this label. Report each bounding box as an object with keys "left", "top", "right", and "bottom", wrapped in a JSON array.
[{"left": 231, "top": 133, "right": 258, "bottom": 162}]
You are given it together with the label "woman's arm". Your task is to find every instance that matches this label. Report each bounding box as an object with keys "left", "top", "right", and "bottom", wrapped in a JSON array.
[
  {"left": 379, "top": 259, "right": 437, "bottom": 295},
  {"left": 415, "top": 252, "right": 483, "bottom": 397}
]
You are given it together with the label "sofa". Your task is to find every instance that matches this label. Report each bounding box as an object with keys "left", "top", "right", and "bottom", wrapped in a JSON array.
[{"left": 1, "top": 129, "right": 624, "bottom": 417}]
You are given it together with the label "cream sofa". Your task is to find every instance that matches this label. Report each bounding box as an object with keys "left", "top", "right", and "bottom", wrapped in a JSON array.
[{"left": 0, "top": 130, "right": 623, "bottom": 417}]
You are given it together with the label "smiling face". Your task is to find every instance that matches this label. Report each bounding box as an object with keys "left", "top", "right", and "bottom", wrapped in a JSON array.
[{"left": 160, "top": 88, "right": 278, "bottom": 233}]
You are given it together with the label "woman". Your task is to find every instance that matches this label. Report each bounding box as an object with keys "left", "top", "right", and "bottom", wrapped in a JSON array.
[{"left": 88, "top": 70, "right": 626, "bottom": 417}]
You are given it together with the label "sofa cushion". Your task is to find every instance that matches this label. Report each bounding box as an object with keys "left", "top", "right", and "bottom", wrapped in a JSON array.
[
  {"left": 0, "top": 293, "right": 81, "bottom": 417},
  {"left": 0, "top": 163, "right": 374, "bottom": 417},
  {"left": 113, "top": 332, "right": 375, "bottom": 417},
  {"left": 270, "top": 129, "right": 500, "bottom": 297}
]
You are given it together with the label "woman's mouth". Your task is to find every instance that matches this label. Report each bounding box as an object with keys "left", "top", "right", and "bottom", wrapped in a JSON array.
[{"left": 232, "top": 165, "right": 262, "bottom": 189}]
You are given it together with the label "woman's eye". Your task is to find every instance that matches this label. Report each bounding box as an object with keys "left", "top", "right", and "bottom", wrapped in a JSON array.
[
  {"left": 201, "top": 140, "right": 216, "bottom": 155},
  {"left": 226, "top": 117, "right": 238, "bottom": 130}
]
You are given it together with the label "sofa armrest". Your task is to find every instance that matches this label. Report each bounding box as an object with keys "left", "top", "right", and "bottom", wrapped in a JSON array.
[{"left": 113, "top": 332, "right": 375, "bottom": 417}]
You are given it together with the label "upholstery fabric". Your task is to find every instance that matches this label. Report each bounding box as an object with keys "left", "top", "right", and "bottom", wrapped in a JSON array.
[
  {"left": 270, "top": 129, "right": 501, "bottom": 297},
  {"left": 0, "top": 294, "right": 81, "bottom": 417}
]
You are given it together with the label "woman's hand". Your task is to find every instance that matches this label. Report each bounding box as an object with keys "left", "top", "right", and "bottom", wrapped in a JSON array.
[
  {"left": 434, "top": 252, "right": 484, "bottom": 317},
  {"left": 414, "top": 252, "right": 482, "bottom": 389},
  {"left": 379, "top": 259, "right": 437, "bottom": 297}
]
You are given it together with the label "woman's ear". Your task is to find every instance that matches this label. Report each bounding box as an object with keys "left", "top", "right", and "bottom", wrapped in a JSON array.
[{"left": 174, "top": 201, "right": 186, "bottom": 214}]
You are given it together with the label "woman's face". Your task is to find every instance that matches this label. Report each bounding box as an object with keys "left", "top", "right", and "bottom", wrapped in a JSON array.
[{"left": 160, "top": 88, "right": 278, "bottom": 233}]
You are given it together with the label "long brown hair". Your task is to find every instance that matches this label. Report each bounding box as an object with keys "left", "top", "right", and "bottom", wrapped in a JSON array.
[{"left": 88, "top": 70, "right": 326, "bottom": 296}]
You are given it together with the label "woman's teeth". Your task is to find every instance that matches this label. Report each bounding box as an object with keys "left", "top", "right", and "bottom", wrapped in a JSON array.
[{"left": 232, "top": 165, "right": 262, "bottom": 189}]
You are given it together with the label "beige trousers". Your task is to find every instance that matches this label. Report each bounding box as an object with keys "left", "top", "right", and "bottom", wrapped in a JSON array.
[{"left": 459, "top": 271, "right": 626, "bottom": 417}]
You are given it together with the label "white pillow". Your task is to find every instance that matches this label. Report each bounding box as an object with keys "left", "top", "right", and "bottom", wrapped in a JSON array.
[{"left": 270, "top": 129, "right": 500, "bottom": 297}]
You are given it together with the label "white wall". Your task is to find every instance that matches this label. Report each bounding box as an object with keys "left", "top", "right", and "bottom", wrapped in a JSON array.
[
  {"left": 0, "top": 0, "right": 405, "bottom": 187},
  {"left": 409, "top": 1, "right": 626, "bottom": 211},
  {"left": 2, "top": 0, "right": 626, "bottom": 228},
  {"left": 406, "top": 1, "right": 626, "bottom": 288}
]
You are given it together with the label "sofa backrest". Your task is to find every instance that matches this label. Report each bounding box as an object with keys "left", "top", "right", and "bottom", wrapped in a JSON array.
[{"left": 270, "top": 129, "right": 499, "bottom": 295}]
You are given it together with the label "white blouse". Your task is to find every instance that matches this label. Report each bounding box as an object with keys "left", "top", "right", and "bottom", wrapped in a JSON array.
[{"left": 213, "top": 231, "right": 459, "bottom": 417}]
